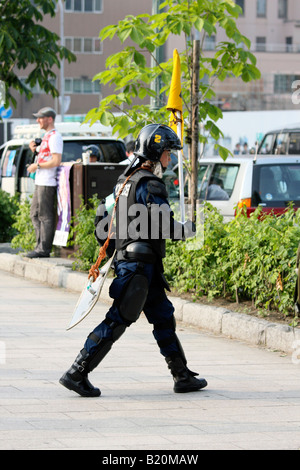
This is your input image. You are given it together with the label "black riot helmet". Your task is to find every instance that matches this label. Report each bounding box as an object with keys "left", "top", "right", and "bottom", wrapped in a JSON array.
[
  {"left": 134, "top": 124, "right": 182, "bottom": 162},
  {"left": 84, "top": 144, "right": 101, "bottom": 161}
]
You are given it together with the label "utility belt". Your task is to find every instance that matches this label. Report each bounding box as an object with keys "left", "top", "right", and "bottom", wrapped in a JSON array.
[{"left": 116, "top": 242, "right": 157, "bottom": 264}]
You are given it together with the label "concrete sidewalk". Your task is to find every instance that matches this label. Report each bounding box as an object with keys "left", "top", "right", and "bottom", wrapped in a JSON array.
[{"left": 0, "top": 254, "right": 300, "bottom": 450}]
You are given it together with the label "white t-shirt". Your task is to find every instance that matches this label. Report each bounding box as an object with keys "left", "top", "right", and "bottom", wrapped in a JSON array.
[
  {"left": 35, "top": 129, "right": 63, "bottom": 187},
  {"left": 120, "top": 154, "right": 135, "bottom": 165}
]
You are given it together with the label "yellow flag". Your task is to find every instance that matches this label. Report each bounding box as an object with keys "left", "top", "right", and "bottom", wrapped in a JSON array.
[{"left": 166, "top": 49, "right": 183, "bottom": 144}]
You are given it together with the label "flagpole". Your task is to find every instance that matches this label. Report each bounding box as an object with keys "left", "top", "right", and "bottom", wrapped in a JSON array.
[
  {"left": 176, "top": 114, "right": 185, "bottom": 224},
  {"left": 166, "top": 49, "right": 185, "bottom": 224}
]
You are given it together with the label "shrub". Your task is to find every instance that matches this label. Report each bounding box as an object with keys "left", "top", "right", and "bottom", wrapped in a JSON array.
[
  {"left": 164, "top": 204, "right": 300, "bottom": 316},
  {"left": 0, "top": 189, "right": 19, "bottom": 242},
  {"left": 10, "top": 196, "right": 35, "bottom": 252},
  {"left": 68, "top": 194, "right": 101, "bottom": 271},
  {"left": 53, "top": 195, "right": 300, "bottom": 317}
]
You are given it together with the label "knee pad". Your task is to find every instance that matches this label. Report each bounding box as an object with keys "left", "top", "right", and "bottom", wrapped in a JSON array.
[{"left": 118, "top": 273, "right": 148, "bottom": 323}]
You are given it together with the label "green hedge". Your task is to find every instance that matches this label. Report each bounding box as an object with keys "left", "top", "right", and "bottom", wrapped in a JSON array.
[
  {"left": 69, "top": 198, "right": 300, "bottom": 316},
  {"left": 11, "top": 196, "right": 36, "bottom": 252},
  {"left": 164, "top": 204, "right": 300, "bottom": 316},
  {"left": 0, "top": 189, "right": 19, "bottom": 242},
  {"left": 10, "top": 193, "right": 300, "bottom": 316},
  {"left": 68, "top": 194, "right": 101, "bottom": 272}
]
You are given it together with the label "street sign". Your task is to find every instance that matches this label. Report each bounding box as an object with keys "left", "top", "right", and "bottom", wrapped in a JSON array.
[{"left": 0, "top": 106, "right": 12, "bottom": 119}]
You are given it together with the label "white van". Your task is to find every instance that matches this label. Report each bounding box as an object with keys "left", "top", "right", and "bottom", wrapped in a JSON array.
[
  {"left": 198, "top": 155, "right": 300, "bottom": 220},
  {"left": 170, "top": 154, "right": 300, "bottom": 221},
  {"left": 0, "top": 122, "right": 126, "bottom": 200}
]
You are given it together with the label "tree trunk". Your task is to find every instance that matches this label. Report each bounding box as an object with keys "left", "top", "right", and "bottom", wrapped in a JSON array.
[{"left": 190, "top": 39, "right": 200, "bottom": 224}]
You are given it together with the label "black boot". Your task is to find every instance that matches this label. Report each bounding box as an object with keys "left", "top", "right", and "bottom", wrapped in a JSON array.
[
  {"left": 166, "top": 355, "right": 207, "bottom": 393},
  {"left": 59, "top": 349, "right": 101, "bottom": 397}
]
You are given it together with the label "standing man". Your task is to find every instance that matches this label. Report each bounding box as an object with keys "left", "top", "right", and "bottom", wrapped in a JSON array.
[
  {"left": 242, "top": 142, "right": 249, "bottom": 154},
  {"left": 26, "top": 107, "right": 63, "bottom": 258},
  {"left": 120, "top": 140, "right": 135, "bottom": 165},
  {"left": 233, "top": 143, "right": 241, "bottom": 155},
  {"left": 60, "top": 124, "right": 208, "bottom": 397}
]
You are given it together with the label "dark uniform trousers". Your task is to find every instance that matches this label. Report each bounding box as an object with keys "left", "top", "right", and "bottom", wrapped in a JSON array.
[{"left": 84, "top": 260, "right": 179, "bottom": 359}]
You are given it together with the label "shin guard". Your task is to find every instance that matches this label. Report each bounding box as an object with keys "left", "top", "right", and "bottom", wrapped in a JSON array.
[{"left": 87, "top": 319, "right": 127, "bottom": 372}]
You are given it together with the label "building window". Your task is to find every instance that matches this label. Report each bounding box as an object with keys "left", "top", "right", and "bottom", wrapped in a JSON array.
[
  {"left": 74, "top": 0, "right": 82, "bottom": 11},
  {"left": 83, "top": 80, "right": 93, "bottom": 94},
  {"left": 257, "top": 0, "right": 267, "bottom": 18},
  {"left": 84, "top": 0, "right": 93, "bottom": 11},
  {"left": 278, "top": 0, "right": 288, "bottom": 19},
  {"left": 203, "top": 35, "right": 216, "bottom": 51},
  {"left": 64, "top": 37, "right": 103, "bottom": 54},
  {"left": 256, "top": 37, "right": 266, "bottom": 52},
  {"left": 73, "top": 78, "right": 82, "bottom": 93},
  {"left": 84, "top": 38, "right": 93, "bottom": 53},
  {"left": 64, "top": 78, "right": 101, "bottom": 94},
  {"left": 20, "top": 78, "right": 57, "bottom": 94},
  {"left": 65, "top": 79, "right": 73, "bottom": 94},
  {"left": 274, "top": 74, "right": 300, "bottom": 94},
  {"left": 65, "top": 38, "right": 72, "bottom": 51},
  {"left": 73, "top": 38, "right": 82, "bottom": 52},
  {"left": 235, "top": 0, "right": 245, "bottom": 15},
  {"left": 95, "top": 0, "right": 102, "bottom": 11},
  {"left": 94, "top": 39, "right": 101, "bottom": 53},
  {"left": 65, "top": 0, "right": 102, "bottom": 12},
  {"left": 286, "top": 37, "right": 293, "bottom": 52}
]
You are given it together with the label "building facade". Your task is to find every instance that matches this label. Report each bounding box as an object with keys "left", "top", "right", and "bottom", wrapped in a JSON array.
[
  {"left": 11, "top": 0, "right": 300, "bottom": 120},
  {"left": 14, "top": 0, "right": 152, "bottom": 120},
  {"left": 211, "top": 0, "right": 300, "bottom": 111}
]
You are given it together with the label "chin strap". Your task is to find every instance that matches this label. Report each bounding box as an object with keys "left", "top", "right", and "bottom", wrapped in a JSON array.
[{"left": 153, "top": 161, "right": 165, "bottom": 178}]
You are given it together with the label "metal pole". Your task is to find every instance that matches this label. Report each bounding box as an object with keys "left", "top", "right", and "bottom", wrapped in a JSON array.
[
  {"left": 150, "top": 0, "right": 164, "bottom": 111},
  {"left": 191, "top": 40, "right": 200, "bottom": 224},
  {"left": 59, "top": 0, "right": 64, "bottom": 122},
  {"left": 176, "top": 114, "right": 185, "bottom": 223}
]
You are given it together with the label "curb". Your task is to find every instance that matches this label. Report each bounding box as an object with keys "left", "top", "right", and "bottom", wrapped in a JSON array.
[{"left": 1, "top": 252, "right": 299, "bottom": 356}]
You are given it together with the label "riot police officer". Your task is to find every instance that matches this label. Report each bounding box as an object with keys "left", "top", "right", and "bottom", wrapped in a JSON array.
[
  {"left": 59, "top": 124, "right": 208, "bottom": 397},
  {"left": 83, "top": 144, "right": 102, "bottom": 163}
]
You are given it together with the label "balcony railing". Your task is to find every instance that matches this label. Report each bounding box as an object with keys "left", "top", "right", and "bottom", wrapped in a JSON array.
[
  {"left": 203, "top": 42, "right": 300, "bottom": 53},
  {"left": 252, "top": 43, "right": 300, "bottom": 53}
]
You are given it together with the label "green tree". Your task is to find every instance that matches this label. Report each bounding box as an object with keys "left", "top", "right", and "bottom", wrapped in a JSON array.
[
  {"left": 0, "top": 0, "right": 76, "bottom": 108},
  {"left": 85, "top": 0, "right": 260, "bottom": 160}
]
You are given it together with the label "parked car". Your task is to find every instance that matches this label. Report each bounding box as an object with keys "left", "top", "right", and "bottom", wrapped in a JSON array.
[
  {"left": 0, "top": 122, "right": 126, "bottom": 200},
  {"left": 170, "top": 155, "right": 300, "bottom": 221},
  {"left": 258, "top": 125, "right": 300, "bottom": 155}
]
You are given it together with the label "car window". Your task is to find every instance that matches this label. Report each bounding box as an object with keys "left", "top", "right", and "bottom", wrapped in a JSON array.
[
  {"left": 62, "top": 140, "right": 126, "bottom": 163},
  {"left": 1, "top": 146, "right": 21, "bottom": 177},
  {"left": 0, "top": 146, "right": 4, "bottom": 178},
  {"left": 199, "top": 164, "right": 239, "bottom": 200},
  {"left": 288, "top": 133, "right": 300, "bottom": 154},
  {"left": 163, "top": 170, "right": 180, "bottom": 199},
  {"left": 19, "top": 148, "right": 34, "bottom": 177},
  {"left": 252, "top": 163, "right": 300, "bottom": 207},
  {"left": 0, "top": 145, "right": 4, "bottom": 162},
  {"left": 259, "top": 134, "right": 273, "bottom": 154},
  {"left": 198, "top": 165, "right": 212, "bottom": 199},
  {"left": 99, "top": 141, "right": 126, "bottom": 163},
  {"left": 274, "top": 132, "right": 288, "bottom": 155}
]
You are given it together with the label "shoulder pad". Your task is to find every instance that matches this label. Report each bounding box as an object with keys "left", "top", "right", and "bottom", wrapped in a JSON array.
[{"left": 147, "top": 179, "right": 168, "bottom": 199}]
